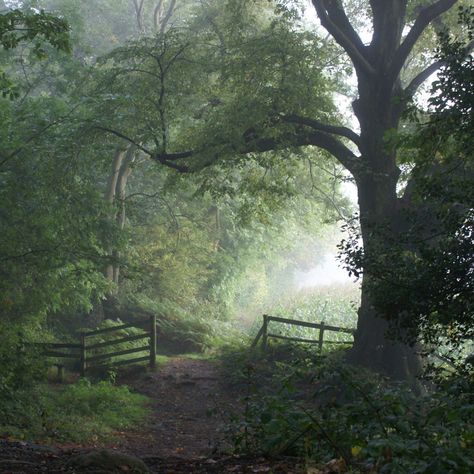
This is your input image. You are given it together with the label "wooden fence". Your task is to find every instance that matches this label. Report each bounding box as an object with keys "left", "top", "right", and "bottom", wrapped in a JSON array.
[
  {"left": 251, "top": 314, "right": 355, "bottom": 352},
  {"left": 39, "top": 315, "right": 157, "bottom": 378}
]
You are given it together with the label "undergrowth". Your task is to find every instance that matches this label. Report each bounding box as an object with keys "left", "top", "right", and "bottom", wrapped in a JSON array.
[
  {"left": 129, "top": 295, "right": 246, "bottom": 353},
  {"left": 220, "top": 343, "right": 474, "bottom": 473},
  {"left": 0, "top": 379, "right": 148, "bottom": 443},
  {"left": 0, "top": 321, "right": 149, "bottom": 443}
]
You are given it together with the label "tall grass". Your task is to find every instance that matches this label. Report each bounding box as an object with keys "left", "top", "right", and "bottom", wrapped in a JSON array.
[{"left": 251, "top": 283, "right": 360, "bottom": 344}]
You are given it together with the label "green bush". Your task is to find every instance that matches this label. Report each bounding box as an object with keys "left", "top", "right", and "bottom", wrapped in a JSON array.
[
  {"left": 0, "top": 324, "right": 47, "bottom": 395},
  {"left": 0, "top": 323, "right": 49, "bottom": 434},
  {"left": 224, "top": 348, "right": 474, "bottom": 473}
]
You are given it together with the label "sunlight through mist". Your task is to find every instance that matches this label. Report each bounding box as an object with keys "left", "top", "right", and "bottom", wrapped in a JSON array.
[{"left": 294, "top": 253, "right": 355, "bottom": 289}]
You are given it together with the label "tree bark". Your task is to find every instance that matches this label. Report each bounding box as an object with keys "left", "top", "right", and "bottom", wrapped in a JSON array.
[
  {"left": 305, "top": 0, "right": 460, "bottom": 381},
  {"left": 112, "top": 145, "right": 137, "bottom": 284},
  {"left": 104, "top": 146, "right": 127, "bottom": 281},
  {"left": 348, "top": 102, "right": 424, "bottom": 380},
  {"left": 104, "top": 145, "right": 136, "bottom": 285}
]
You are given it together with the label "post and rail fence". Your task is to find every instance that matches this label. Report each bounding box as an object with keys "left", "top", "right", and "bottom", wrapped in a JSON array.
[
  {"left": 250, "top": 315, "right": 470, "bottom": 370},
  {"left": 37, "top": 315, "right": 157, "bottom": 379},
  {"left": 251, "top": 314, "right": 355, "bottom": 353}
]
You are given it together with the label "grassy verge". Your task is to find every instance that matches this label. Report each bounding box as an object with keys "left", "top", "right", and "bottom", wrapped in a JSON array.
[{"left": 0, "top": 379, "right": 149, "bottom": 444}]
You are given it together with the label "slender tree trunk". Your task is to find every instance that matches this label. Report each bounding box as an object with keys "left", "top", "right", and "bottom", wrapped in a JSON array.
[
  {"left": 104, "top": 147, "right": 127, "bottom": 280},
  {"left": 87, "top": 146, "right": 128, "bottom": 327},
  {"left": 112, "top": 145, "right": 137, "bottom": 284},
  {"left": 103, "top": 145, "right": 136, "bottom": 285}
]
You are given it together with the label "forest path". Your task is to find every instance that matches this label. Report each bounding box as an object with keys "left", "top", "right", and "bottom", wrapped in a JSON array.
[
  {"left": 114, "top": 356, "right": 238, "bottom": 460},
  {"left": 0, "top": 358, "right": 303, "bottom": 472}
]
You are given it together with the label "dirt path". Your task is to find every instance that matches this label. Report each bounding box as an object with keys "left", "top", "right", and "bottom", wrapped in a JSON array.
[
  {"left": 0, "top": 358, "right": 304, "bottom": 472},
  {"left": 114, "top": 357, "right": 238, "bottom": 459}
]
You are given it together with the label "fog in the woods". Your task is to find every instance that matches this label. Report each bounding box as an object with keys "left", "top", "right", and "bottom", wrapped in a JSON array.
[
  {"left": 0, "top": 1, "right": 472, "bottom": 471},
  {"left": 294, "top": 253, "right": 354, "bottom": 289}
]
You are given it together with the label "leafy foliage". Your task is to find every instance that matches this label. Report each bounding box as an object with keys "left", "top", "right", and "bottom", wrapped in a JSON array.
[
  {"left": 223, "top": 348, "right": 474, "bottom": 473},
  {"left": 0, "top": 96, "right": 117, "bottom": 322},
  {"left": 0, "top": 9, "right": 70, "bottom": 53},
  {"left": 0, "top": 7, "right": 70, "bottom": 97}
]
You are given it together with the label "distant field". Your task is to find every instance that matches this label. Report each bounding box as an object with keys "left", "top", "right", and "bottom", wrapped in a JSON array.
[{"left": 251, "top": 283, "right": 360, "bottom": 344}]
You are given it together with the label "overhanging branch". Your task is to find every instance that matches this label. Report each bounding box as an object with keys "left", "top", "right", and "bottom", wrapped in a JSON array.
[
  {"left": 307, "top": 131, "right": 361, "bottom": 174},
  {"left": 93, "top": 125, "right": 153, "bottom": 156},
  {"left": 282, "top": 113, "right": 361, "bottom": 149},
  {"left": 242, "top": 130, "right": 361, "bottom": 175},
  {"left": 94, "top": 122, "right": 360, "bottom": 176},
  {"left": 151, "top": 128, "right": 361, "bottom": 175},
  {"left": 404, "top": 39, "right": 474, "bottom": 97},
  {"left": 390, "top": 0, "right": 458, "bottom": 82},
  {"left": 151, "top": 155, "right": 190, "bottom": 172}
]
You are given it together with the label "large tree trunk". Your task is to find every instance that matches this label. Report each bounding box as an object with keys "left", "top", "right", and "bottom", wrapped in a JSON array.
[
  {"left": 307, "top": 0, "right": 460, "bottom": 383},
  {"left": 348, "top": 71, "right": 422, "bottom": 380}
]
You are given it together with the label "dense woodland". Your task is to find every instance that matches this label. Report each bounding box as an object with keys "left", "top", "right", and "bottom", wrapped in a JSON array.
[{"left": 0, "top": 0, "right": 473, "bottom": 472}]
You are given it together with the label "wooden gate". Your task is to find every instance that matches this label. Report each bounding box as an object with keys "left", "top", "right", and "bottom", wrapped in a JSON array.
[{"left": 40, "top": 315, "right": 157, "bottom": 377}]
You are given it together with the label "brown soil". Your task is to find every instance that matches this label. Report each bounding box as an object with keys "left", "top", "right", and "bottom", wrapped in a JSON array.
[{"left": 113, "top": 357, "right": 239, "bottom": 459}]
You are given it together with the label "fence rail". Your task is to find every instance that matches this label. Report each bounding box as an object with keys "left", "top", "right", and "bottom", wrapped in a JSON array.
[
  {"left": 37, "top": 315, "right": 157, "bottom": 378},
  {"left": 252, "top": 314, "right": 355, "bottom": 353}
]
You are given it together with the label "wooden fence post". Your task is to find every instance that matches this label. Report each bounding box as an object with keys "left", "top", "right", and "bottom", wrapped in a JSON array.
[
  {"left": 318, "top": 321, "right": 325, "bottom": 354},
  {"left": 262, "top": 315, "right": 269, "bottom": 351},
  {"left": 150, "top": 314, "right": 157, "bottom": 368},
  {"left": 80, "top": 333, "right": 86, "bottom": 377}
]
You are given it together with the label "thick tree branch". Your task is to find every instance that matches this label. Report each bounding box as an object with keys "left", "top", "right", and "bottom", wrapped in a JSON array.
[
  {"left": 282, "top": 113, "right": 361, "bottom": 148},
  {"left": 155, "top": 150, "right": 194, "bottom": 161},
  {"left": 93, "top": 125, "right": 153, "bottom": 155},
  {"left": 299, "top": 131, "right": 361, "bottom": 174},
  {"left": 312, "top": 0, "right": 375, "bottom": 76},
  {"left": 95, "top": 123, "right": 360, "bottom": 176},
  {"left": 150, "top": 129, "right": 360, "bottom": 175},
  {"left": 242, "top": 130, "right": 361, "bottom": 175},
  {"left": 389, "top": 0, "right": 458, "bottom": 81},
  {"left": 151, "top": 155, "right": 190, "bottom": 172},
  {"left": 404, "top": 38, "right": 474, "bottom": 97},
  {"left": 405, "top": 59, "right": 444, "bottom": 97}
]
